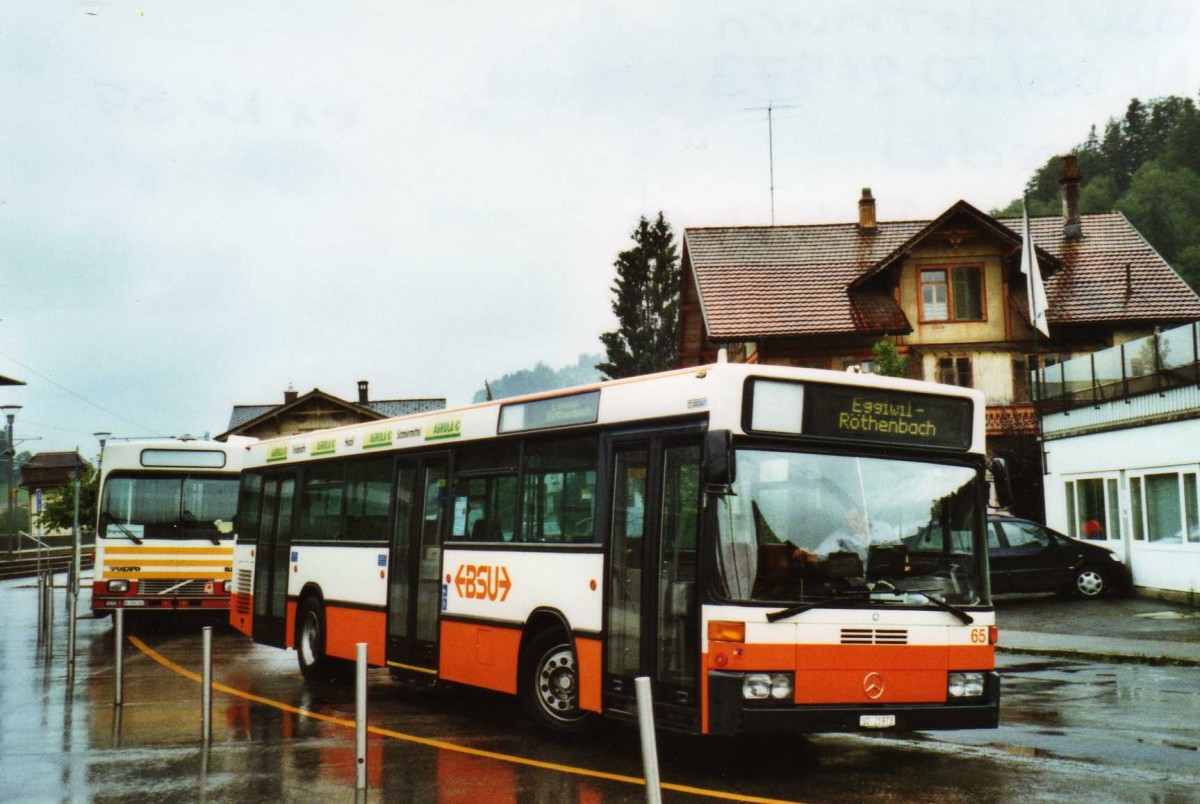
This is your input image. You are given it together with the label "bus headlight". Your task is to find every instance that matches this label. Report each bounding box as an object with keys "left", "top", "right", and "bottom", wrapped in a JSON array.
[
  {"left": 107, "top": 580, "right": 129, "bottom": 593},
  {"left": 742, "top": 673, "right": 794, "bottom": 701},
  {"left": 948, "top": 672, "right": 985, "bottom": 698}
]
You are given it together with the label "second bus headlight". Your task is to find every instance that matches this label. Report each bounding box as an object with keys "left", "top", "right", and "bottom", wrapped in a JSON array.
[
  {"left": 107, "top": 580, "right": 129, "bottom": 593},
  {"left": 948, "top": 672, "right": 985, "bottom": 698},
  {"left": 742, "top": 673, "right": 794, "bottom": 701}
]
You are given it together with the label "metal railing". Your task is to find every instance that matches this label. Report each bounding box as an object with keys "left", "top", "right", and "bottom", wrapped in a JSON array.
[{"left": 1035, "top": 321, "right": 1200, "bottom": 412}]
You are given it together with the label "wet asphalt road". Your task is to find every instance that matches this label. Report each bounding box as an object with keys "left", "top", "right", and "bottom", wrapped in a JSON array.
[{"left": 1, "top": 579, "right": 1198, "bottom": 803}]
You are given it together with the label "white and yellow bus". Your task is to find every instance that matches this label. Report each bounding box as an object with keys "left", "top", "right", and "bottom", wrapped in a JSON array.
[
  {"left": 92, "top": 437, "right": 250, "bottom": 618},
  {"left": 230, "top": 362, "right": 999, "bottom": 735}
]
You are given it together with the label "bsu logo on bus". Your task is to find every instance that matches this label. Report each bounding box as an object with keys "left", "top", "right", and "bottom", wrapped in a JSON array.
[{"left": 453, "top": 563, "right": 512, "bottom": 602}]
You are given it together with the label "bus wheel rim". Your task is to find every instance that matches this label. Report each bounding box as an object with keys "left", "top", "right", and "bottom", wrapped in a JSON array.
[{"left": 536, "top": 646, "right": 582, "bottom": 721}]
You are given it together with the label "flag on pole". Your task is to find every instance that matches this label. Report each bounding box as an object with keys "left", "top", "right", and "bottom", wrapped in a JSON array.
[{"left": 1021, "top": 200, "right": 1051, "bottom": 337}]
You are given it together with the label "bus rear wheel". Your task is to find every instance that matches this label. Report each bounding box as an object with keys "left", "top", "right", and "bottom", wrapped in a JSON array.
[
  {"left": 520, "top": 631, "right": 595, "bottom": 735},
  {"left": 297, "top": 597, "right": 348, "bottom": 683}
]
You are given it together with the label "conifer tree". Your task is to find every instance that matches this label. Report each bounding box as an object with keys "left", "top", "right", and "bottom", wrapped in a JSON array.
[{"left": 598, "top": 213, "right": 680, "bottom": 379}]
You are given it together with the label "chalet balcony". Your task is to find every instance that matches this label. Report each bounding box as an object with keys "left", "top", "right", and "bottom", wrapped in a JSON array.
[{"left": 1035, "top": 322, "right": 1200, "bottom": 414}]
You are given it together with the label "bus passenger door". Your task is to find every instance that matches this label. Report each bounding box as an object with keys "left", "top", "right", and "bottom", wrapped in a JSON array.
[
  {"left": 605, "top": 433, "right": 701, "bottom": 730},
  {"left": 253, "top": 473, "right": 296, "bottom": 649},
  {"left": 387, "top": 455, "right": 449, "bottom": 675}
]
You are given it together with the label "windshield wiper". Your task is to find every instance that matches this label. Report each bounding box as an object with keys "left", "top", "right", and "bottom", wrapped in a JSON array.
[
  {"left": 102, "top": 513, "right": 143, "bottom": 545},
  {"left": 872, "top": 580, "right": 975, "bottom": 624},
  {"left": 766, "top": 592, "right": 871, "bottom": 623},
  {"left": 182, "top": 509, "right": 222, "bottom": 545}
]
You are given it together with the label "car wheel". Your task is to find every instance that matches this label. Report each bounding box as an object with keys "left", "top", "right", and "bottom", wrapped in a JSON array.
[
  {"left": 520, "top": 631, "right": 595, "bottom": 734},
  {"left": 1074, "top": 566, "right": 1107, "bottom": 597}
]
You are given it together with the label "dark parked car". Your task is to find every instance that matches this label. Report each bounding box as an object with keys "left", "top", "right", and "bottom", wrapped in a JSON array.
[{"left": 987, "top": 515, "right": 1132, "bottom": 597}]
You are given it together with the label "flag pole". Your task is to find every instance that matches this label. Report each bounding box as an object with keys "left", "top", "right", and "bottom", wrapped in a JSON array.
[{"left": 1024, "top": 196, "right": 1048, "bottom": 477}]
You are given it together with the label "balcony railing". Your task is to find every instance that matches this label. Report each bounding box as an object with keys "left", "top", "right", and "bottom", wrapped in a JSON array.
[{"left": 1034, "top": 321, "right": 1200, "bottom": 412}]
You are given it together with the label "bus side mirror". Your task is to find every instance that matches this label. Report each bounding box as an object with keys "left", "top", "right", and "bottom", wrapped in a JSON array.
[
  {"left": 703, "top": 429, "right": 735, "bottom": 489},
  {"left": 991, "top": 457, "right": 1013, "bottom": 510}
]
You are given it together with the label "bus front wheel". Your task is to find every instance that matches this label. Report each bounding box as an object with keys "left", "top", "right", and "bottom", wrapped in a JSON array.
[
  {"left": 297, "top": 597, "right": 347, "bottom": 683},
  {"left": 520, "top": 630, "right": 595, "bottom": 735}
]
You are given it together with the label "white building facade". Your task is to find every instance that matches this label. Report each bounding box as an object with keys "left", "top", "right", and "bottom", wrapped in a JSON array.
[{"left": 1041, "top": 323, "right": 1200, "bottom": 604}]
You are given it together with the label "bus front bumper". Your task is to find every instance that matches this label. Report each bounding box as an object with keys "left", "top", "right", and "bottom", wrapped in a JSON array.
[{"left": 707, "top": 670, "right": 1000, "bottom": 735}]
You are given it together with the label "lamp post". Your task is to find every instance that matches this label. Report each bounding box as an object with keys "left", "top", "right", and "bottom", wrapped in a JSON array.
[
  {"left": 93, "top": 432, "right": 111, "bottom": 474},
  {"left": 87, "top": 432, "right": 111, "bottom": 595},
  {"left": 3, "top": 405, "right": 22, "bottom": 555}
]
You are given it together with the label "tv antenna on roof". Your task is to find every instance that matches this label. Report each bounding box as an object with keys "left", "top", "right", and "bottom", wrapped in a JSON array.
[{"left": 745, "top": 101, "right": 799, "bottom": 226}]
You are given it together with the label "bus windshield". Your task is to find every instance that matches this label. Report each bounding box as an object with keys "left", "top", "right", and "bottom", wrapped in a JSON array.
[
  {"left": 715, "top": 449, "right": 985, "bottom": 608},
  {"left": 100, "top": 475, "right": 239, "bottom": 540}
]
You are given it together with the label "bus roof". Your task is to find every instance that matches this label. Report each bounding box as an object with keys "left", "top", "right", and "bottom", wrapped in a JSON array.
[
  {"left": 100, "top": 436, "right": 254, "bottom": 480},
  {"left": 239, "top": 362, "right": 986, "bottom": 469}
]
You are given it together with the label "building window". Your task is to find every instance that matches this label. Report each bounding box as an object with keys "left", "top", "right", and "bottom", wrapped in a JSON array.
[
  {"left": 1064, "top": 476, "right": 1121, "bottom": 541},
  {"left": 936, "top": 356, "right": 973, "bottom": 388},
  {"left": 920, "top": 265, "right": 984, "bottom": 322},
  {"left": 1128, "top": 469, "right": 1200, "bottom": 544}
]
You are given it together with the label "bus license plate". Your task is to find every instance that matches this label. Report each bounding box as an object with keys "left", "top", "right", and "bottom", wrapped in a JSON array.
[{"left": 860, "top": 715, "right": 895, "bottom": 729}]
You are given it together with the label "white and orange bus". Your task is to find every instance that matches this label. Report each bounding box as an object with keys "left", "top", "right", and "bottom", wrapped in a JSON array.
[
  {"left": 92, "top": 437, "right": 250, "bottom": 618},
  {"left": 230, "top": 361, "right": 1000, "bottom": 735}
]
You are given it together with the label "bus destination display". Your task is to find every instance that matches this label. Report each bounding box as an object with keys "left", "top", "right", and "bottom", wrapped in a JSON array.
[{"left": 804, "top": 384, "right": 972, "bottom": 450}]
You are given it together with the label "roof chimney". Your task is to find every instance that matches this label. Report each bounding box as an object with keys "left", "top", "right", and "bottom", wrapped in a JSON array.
[
  {"left": 858, "top": 188, "right": 877, "bottom": 232},
  {"left": 1059, "top": 155, "right": 1082, "bottom": 240},
  {"left": 283, "top": 387, "right": 298, "bottom": 404},
  {"left": 357, "top": 380, "right": 369, "bottom": 405}
]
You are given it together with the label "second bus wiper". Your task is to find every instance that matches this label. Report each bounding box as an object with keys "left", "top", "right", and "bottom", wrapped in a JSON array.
[{"left": 183, "top": 509, "right": 222, "bottom": 546}]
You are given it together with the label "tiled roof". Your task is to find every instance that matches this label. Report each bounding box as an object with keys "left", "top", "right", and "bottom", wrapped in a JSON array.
[
  {"left": 19, "top": 451, "right": 83, "bottom": 488},
  {"left": 686, "top": 210, "right": 1200, "bottom": 339},
  {"left": 365, "top": 399, "right": 446, "bottom": 418},
  {"left": 227, "top": 405, "right": 276, "bottom": 431},
  {"left": 1004, "top": 212, "right": 1200, "bottom": 324},
  {"left": 225, "top": 397, "right": 446, "bottom": 431}
]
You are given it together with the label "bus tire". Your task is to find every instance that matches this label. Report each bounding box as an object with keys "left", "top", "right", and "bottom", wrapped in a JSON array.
[
  {"left": 520, "top": 630, "right": 595, "bottom": 735},
  {"left": 296, "top": 597, "right": 348, "bottom": 683}
]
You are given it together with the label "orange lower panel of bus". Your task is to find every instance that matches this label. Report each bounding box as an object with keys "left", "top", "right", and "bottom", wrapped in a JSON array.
[
  {"left": 704, "top": 642, "right": 995, "bottom": 705},
  {"left": 438, "top": 620, "right": 602, "bottom": 713},
  {"left": 229, "top": 592, "right": 252, "bottom": 637},
  {"left": 324, "top": 605, "right": 387, "bottom": 666}
]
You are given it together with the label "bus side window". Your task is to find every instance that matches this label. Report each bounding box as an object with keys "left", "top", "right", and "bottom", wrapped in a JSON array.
[
  {"left": 299, "top": 462, "right": 344, "bottom": 541},
  {"left": 343, "top": 457, "right": 391, "bottom": 542},
  {"left": 451, "top": 442, "right": 519, "bottom": 542},
  {"left": 521, "top": 436, "right": 598, "bottom": 544}
]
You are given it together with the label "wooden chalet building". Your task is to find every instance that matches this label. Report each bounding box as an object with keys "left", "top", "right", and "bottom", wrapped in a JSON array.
[
  {"left": 217, "top": 380, "right": 445, "bottom": 442},
  {"left": 676, "top": 157, "right": 1200, "bottom": 519}
]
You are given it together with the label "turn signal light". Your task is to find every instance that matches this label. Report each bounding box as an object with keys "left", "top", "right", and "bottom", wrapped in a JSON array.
[
  {"left": 707, "top": 621, "right": 746, "bottom": 642},
  {"left": 989, "top": 626, "right": 999, "bottom": 645}
]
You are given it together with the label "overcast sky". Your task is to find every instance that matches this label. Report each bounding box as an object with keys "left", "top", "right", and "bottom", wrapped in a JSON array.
[{"left": 3, "top": 1, "right": 1200, "bottom": 456}]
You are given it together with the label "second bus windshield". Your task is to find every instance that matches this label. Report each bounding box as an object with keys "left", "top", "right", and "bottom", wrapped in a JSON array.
[
  {"left": 100, "top": 475, "right": 239, "bottom": 539},
  {"left": 715, "top": 449, "right": 984, "bottom": 607}
]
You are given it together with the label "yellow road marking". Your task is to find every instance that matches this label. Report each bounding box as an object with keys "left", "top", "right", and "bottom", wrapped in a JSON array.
[{"left": 128, "top": 635, "right": 801, "bottom": 804}]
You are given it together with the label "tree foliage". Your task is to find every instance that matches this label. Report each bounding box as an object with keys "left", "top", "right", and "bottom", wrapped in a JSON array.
[
  {"left": 993, "top": 91, "right": 1200, "bottom": 293},
  {"left": 38, "top": 461, "right": 97, "bottom": 533},
  {"left": 472, "top": 354, "right": 604, "bottom": 403},
  {"left": 598, "top": 212, "right": 680, "bottom": 379},
  {"left": 870, "top": 337, "right": 908, "bottom": 377}
]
